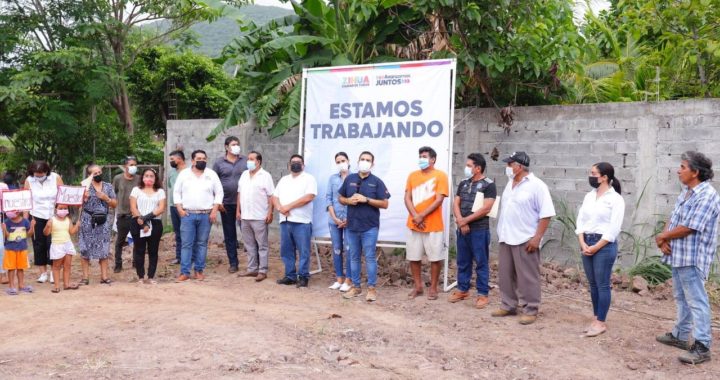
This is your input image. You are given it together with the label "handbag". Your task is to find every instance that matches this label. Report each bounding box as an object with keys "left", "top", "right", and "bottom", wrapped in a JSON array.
[{"left": 85, "top": 185, "right": 109, "bottom": 228}]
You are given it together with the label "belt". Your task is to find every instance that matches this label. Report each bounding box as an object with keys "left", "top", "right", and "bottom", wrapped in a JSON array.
[
  {"left": 119, "top": 213, "right": 133, "bottom": 218},
  {"left": 186, "top": 209, "right": 212, "bottom": 214},
  {"left": 584, "top": 233, "right": 602, "bottom": 240}
]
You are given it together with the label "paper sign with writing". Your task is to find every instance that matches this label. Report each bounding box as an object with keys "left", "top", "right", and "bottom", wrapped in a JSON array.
[
  {"left": 1, "top": 189, "right": 33, "bottom": 212},
  {"left": 56, "top": 185, "right": 85, "bottom": 205}
]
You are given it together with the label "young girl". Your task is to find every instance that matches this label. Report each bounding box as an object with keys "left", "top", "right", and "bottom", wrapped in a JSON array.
[
  {"left": 44, "top": 204, "right": 81, "bottom": 293},
  {"left": 3, "top": 210, "right": 34, "bottom": 295}
]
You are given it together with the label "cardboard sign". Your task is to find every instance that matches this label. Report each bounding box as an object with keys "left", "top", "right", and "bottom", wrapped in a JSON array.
[
  {"left": 1, "top": 189, "right": 33, "bottom": 212},
  {"left": 56, "top": 185, "right": 85, "bottom": 205}
]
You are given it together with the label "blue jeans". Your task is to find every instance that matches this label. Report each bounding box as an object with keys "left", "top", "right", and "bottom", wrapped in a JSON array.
[
  {"left": 347, "top": 227, "right": 379, "bottom": 288},
  {"left": 581, "top": 234, "right": 617, "bottom": 322},
  {"left": 456, "top": 229, "right": 490, "bottom": 295},
  {"left": 672, "top": 266, "right": 712, "bottom": 347},
  {"left": 170, "top": 206, "right": 182, "bottom": 261},
  {"left": 180, "top": 213, "right": 211, "bottom": 276},
  {"left": 219, "top": 203, "right": 239, "bottom": 268},
  {"left": 280, "top": 222, "right": 312, "bottom": 280},
  {"left": 329, "top": 223, "right": 351, "bottom": 279}
]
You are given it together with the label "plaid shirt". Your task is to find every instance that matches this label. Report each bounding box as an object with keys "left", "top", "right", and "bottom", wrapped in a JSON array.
[{"left": 664, "top": 181, "right": 720, "bottom": 278}]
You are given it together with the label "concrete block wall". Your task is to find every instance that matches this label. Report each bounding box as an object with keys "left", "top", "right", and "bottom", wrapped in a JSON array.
[{"left": 167, "top": 99, "right": 720, "bottom": 267}]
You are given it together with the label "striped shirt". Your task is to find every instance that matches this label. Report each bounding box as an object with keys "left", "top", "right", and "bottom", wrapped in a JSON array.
[
  {"left": 130, "top": 187, "right": 166, "bottom": 219},
  {"left": 664, "top": 181, "right": 720, "bottom": 278}
]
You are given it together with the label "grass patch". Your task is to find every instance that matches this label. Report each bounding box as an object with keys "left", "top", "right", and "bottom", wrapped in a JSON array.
[{"left": 628, "top": 256, "right": 672, "bottom": 285}]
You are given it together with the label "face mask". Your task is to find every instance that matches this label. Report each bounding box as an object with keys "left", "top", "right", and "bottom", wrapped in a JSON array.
[
  {"left": 290, "top": 162, "right": 303, "bottom": 173},
  {"left": 195, "top": 161, "right": 207, "bottom": 170},
  {"left": 419, "top": 157, "right": 430, "bottom": 170},
  {"left": 6, "top": 211, "right": 18, "bottom": 219},
  {"left": 56, "top": 209, "right": 69, "bottom": 218},
  {"left": 246, "top": 160, "right": 257, "bottom": 171},
  {"left": 230, "top": 146, "right": 241, "bottom": 155},
  {"left": 35, "top": 175, "right": 47, "bottom": 182},
  {"left": 337, "top": 162, "right": 349, "bottom": 173},
  {"left": 464, "top": 166, "right": 473, "bottom": 178},
  {"left": 128, "top": 166, "right": 138, "bottom": 175},
  {"left": 358, "top": 160, "right": 372, "bottom": 173},
  {"left": 170, "top": 161, "right": 178, "bottom": 169},
  {"left": 505, "top": 166, "right": 515, "bottom": 179},
  {"left": 143, "top": 178, "right": 155, "bottom": 187},
  {"left": 93, "top": 174, "right": 103, "bottom": 183},
  {"left": 588, "top": 176, "right": 600, "bottom": 189}
]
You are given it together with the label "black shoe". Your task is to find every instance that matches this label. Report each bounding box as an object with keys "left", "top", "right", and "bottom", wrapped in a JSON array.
[
  {"left": 296, "top": 277, "right": 309, "bottom": 288},
  {"left": 276, "top": 277, "right": 297, "bottom": 285},
  {"left": 679, "top": 341, "right": 711, "bottom": 364},
  {"left": 228, "top": 266, "right": 239, "bottom": 274},
  {"left": 656, "top": 332, "right": 689, "bottom": 350},
  {"left": 113, "top": 267, "right": 122, "bottom": 273}
]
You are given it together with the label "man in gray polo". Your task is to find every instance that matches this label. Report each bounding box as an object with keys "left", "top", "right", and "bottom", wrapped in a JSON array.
[
  {"left": 492, "top": 151, "right": 555, "bottom": 325},
  {"left": 212, "top": 136, "right": 247, "bottom": 273}
]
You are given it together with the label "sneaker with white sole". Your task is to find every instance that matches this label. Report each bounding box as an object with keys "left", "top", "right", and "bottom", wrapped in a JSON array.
[
  {"left": 339, "top": 283, "right": 352, "bottom": 292},
  {"left": 37, "top": 272, "right": 48, "bottom": 283},
  {"left": 328, "top": 281, "right": 342, "bottom": 290}
]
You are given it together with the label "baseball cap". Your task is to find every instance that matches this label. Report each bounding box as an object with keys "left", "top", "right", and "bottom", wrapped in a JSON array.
[{"left": 502, "top": 151, "right": 530, "bottom": 167}]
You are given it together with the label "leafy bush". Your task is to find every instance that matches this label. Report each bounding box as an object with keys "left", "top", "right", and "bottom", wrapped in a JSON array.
[{"left": 628, "top": 256, "right": 672, "bottom": 286}]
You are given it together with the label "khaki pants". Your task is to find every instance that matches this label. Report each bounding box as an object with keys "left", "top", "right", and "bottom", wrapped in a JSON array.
[
  {"left": 498, "top": 242, "right": 541, "bottom": 316},
  {"left": 241, "top": 219, "right": 269, "bottom": 274}
]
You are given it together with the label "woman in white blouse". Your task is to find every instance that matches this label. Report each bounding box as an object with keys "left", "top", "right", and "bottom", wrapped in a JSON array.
[
  {"left": 575, "top": 162, "right": 625, "bottom": 337},
  {"left": 129, "top": 168, "right": 166, "bottom": 284}
]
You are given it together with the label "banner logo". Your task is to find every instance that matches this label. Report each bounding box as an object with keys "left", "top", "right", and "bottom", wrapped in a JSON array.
[
  {"left": 342, "top": 76, "right": 370, "bottom": 88},
  {"left": 376, "top": 74, "right": 411, "bottom": 86}
]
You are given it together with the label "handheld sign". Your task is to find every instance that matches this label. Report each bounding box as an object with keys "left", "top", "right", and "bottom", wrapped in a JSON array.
[
  {"left": 56, "top": 185, "right": 85, "bottom": 206},
  {"left": 1, "top": 189, "right": 33, "bottom": 212}
]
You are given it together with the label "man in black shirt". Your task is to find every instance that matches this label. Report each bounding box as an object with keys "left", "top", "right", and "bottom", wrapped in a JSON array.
[{"left": 449, "top": 153, "right": 497, "bottom": 308}]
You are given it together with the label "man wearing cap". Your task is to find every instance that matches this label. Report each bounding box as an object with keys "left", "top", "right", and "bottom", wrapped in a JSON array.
[
  {"left": 492, "top": 151, "right": 555, "bottom": 325},
  {"left": 112, "top": 156, "right": 138, "bottom": 273}
]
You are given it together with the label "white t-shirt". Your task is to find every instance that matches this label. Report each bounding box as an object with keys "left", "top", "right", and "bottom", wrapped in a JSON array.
[
  {"left": 130, "top": 187, "right": 166, "bottom": 219},
  {"left": 173, "top": 168, "right": 224, "bottom": 210},
  {"left": 575, "top": 188, "right": 625, "bottom": 242},
  {"left": 497, "top": 173, "right": 556, "bottom": 245},
  {"left": 238, "top": 168, "right": 275, "bottom": 221},
  {"left": 27, "top": 172, "right": 60, "bottom": 219},
  {"left": 273, "top": 172, "right": 317, "bottom": 224}
]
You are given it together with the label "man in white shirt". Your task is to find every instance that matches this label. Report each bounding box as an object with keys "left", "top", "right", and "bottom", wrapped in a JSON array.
[
  {"left": 173, "top": 150, "right": 223, "bottom": 282},
  {"left": 236, "top": 151, "right": 275, "bottom": 282},
  {"left": 272, "top": 154, "right": 317, "bottom": 288},
  {"left": 493, "top": 151, "right": 556, "bottom": 325}
]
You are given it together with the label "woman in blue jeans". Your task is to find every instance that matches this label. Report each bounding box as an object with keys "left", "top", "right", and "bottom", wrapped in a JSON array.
[
  {"left": 575, "top": 162, "right": 625, "bottom": 337},
  {"left": 326, "top": 152, "right": 352, "bottom": 292}
]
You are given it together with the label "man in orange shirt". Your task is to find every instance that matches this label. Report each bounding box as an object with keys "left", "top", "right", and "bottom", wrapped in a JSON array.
[{"left": 404, "top": 146, "right": 449, "bottom": 300}]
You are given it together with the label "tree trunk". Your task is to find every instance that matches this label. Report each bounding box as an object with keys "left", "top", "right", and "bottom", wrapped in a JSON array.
[{"left": 111, "top": 82, "right": 134, "bottom": 135}]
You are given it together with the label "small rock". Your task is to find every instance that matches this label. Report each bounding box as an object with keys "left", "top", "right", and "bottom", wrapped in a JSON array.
[
  {"left": 632, "top": 276, "right": 648, "bottom": 293},
  {"left": 638, "top": 289, "right": 649, "bottom": 296},
  {"left": 442, "top": 363, "right": 453, "bottom": 371},
  {"left": 626, "top": 362, "right": 639, "bottom": 370},
  {"left": 563, "top": 268, "right": 578, "bottom": 278},
  {"left": 620, "top": 274, "right": 631, "bottom": 289},
  {"left": 611, "top": 273, "right": 622, "bottom": 285}
]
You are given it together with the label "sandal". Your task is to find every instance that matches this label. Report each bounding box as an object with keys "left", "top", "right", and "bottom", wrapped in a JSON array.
[
  {"left": 64, "top": 284, "right": 79, "bottom": 290},
  {"left": 79, "top": 279, "right": 90, "bottom": 286},
  {"left": 6, "top": 288, "right": 18, "bottom": 296},
  {"left": 408, "top": 288, "right": 424, "bottom": 299},
  {"left": 100, "top": 278, "right": 112, "bottom": 285},
  {"left": 52, "top": 288, "right": 61, "bottom": 293},
  {"left": 20, "top": 286, "right": 33, "bottom": 293},
  {"left": 427, "top": 290, "right": 439, "bottom": 301}
]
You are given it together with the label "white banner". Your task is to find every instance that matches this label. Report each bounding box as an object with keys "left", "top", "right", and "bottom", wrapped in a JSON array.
[
  {"left": 302, "top": 60, "right": 456, "bottom": 242},
  {"left": 56, "top": 185, "right": 85, "bottom": 205},
  {"left": 1, "top": 189, "right": 33, "bottom": 212}
]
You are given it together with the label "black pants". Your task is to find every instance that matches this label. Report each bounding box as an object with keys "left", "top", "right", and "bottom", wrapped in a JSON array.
[
  {"left": 115, "top": 214, "right": 133, "bottom": 269},
  {"left": 131, "top": 219, "right": 163, "bottom": 279},
  {"left": 32, "top": 217, "right": 51, "bottom": 266}
]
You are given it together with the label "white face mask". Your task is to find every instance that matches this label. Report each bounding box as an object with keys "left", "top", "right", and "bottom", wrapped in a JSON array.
[
  {"left": 358, "top": 160, "right": 372, "bottom": 173},
  {"left": 464, "top": 166, "right": 473, "bottom": 178},
  {"left": 337, "top": 162, "right": 349, "bottom": 173},
  {"left": 246, "top": 160, "right": 257, "bottom": 171},
  {"left": 230, "top": 145, "right": 241, "bottom": 155},
  {"left": 505, "top": 166, "right": 515, "bottom": 179},
  {"left": 128, "top": 166, "right": 138, "bottom": 175}
]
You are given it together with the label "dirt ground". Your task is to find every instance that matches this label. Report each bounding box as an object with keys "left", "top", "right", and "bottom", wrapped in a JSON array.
[{"left": 2, "top": 233, "right": 720, "bottom": 380}]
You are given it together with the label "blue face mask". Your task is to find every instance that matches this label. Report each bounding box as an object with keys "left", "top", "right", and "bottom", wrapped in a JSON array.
[
  {"left": 419, "top": 157, "right": 430, "bottom": 170},
  {"left": 464, "top": 166, "right": 473, "bottom": 178},
  {"left": 246, "top": 160, "right": 257, "bottom": 171}
]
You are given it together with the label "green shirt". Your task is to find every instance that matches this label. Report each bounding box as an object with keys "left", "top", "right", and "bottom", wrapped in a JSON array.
[
  {"left": 112, "top": 173, "right": 137, "bottom": 215},
  {"left": 168, "top": 168, "right": 179, "bottom": 205}
]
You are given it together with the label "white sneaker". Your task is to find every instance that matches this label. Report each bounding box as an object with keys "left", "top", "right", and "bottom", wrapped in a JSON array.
[
  {"left": 37, "top": 272, "right": 48, "bottom": 283},
  {"left": 329, "top": 282, "right": 342, "bottom": 290},
  {"left": 49, "top": 272, "right": 54, "bottom": 284},
  {"left": 339, "top": 283, "right": 352, "bottom": 292}
]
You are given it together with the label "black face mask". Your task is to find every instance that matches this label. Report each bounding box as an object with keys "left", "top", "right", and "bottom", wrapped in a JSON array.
[
  {"left": 93, "top": 175, "right": 103, "bottom": 183},
  {"left": 195, "top": 161, "right": 207, "bottom": 170},
  {"left": 290, "top": 162, "right": 303, "bottom": 173},
  {"left": 588, "top": 176, "right": 600, "bottom": 189},
  {"left": 170, "top": 161, "right": 178, "bottom": 169}
]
